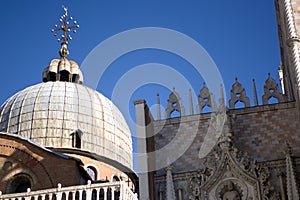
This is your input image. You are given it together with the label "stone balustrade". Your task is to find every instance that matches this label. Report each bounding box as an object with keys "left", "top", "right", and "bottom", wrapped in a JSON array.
[{"left": 0, "top": 181, "right": 138, "bottom": 200}]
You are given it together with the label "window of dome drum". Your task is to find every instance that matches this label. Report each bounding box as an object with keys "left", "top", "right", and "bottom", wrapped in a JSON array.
[
  {"left": 7, "top": 174, "right": 32, "bottom": 194},
  {"left": 112, "top": 175, "right": 120, "bottom": 182},
  {"left": 71, "top": 129, "right": 82, "bottom": 148},
  {"left": 86, "top": 166, "right": 97, "bottom": 181}
]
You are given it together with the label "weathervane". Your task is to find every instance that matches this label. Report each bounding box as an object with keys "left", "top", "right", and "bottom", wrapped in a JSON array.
[{"left": 51, "top": 6, "right": 79, "bottom": 57}]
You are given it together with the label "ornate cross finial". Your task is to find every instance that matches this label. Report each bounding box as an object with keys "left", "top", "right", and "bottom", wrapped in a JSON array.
[{"left": 51, "top": 6, "right": 79, "bottom": 44}]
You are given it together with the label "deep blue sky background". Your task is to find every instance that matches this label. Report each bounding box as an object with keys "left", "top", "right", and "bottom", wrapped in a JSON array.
[{"left": 0, "top": 1, "right": 281, "bottom": 168}]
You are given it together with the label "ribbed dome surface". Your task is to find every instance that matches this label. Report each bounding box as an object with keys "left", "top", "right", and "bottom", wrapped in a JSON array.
[{"left": 0, "top": 81, "right": 133, "bottom": 169}]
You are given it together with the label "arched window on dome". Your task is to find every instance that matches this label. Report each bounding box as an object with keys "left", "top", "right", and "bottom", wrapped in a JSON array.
[
  {"left": 71, "top": 129, "right": 83, "bottom": 148},
  {"left": 49, "top": 72, "right": 57, "bottom": 81},
  {"left": 86, "top": 166, "right": 98, "bottom": 181},
  {"left": 72, "top": 74, "right": 79, "bottom": 83},
  {"left": 7, "top": 173, "right": 32, "bottom": 194},
  {"left": 60, "top": 70, "right": 70, "bottom": 82},
  {"left": 112, "top": 175, "right": 120, "bottom": 182}
]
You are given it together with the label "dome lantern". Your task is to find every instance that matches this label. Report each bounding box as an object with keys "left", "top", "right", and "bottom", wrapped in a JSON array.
[{"left": 43, "top": 6, "right": 83, "bottom": 84}]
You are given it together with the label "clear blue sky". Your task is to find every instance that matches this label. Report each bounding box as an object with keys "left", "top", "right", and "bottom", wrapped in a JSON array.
[{"left": 0, "top": 1, "right": 281, "bottom": 167}]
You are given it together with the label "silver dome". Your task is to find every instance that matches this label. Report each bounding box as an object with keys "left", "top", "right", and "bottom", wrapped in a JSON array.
[{"left": 0, "top": 81, "right": 133, "bottom": 170}]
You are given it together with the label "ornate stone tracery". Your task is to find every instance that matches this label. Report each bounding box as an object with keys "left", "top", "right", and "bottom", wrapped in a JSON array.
[
  {"left": 188, "top": 115, "right": 279, "bottom": 199},
  {"left": 229, "top": 78, "right": 250, "bottom": 109},
  {"left": 262, "top": 73, "right": 285, "bottom": 104},
  {"left": 197, "top": 83, "right": 214, "bottom": 114},
  {"left": 165, "top": 88, "right": 185, "bottom": 118}
]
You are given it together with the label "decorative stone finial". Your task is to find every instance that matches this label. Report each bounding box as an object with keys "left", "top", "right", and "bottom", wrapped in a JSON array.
[
  {"left": 284, "top": 141, "right": 300, "bottom": 199},
  {"left": 229, "top": 78, "right": 250, "bottom": 109},
  {"left": 51, "top": 6, "right": 80, "bottom": 58},
  {"left": 165, "top": 162, "right": 175, "bottom": 200},
  {"left": 219, "top": 83, "right": 225, "bottom": 108},
  {"left": 87, "top": 180, "right": 92, "bottom": 185},
  {"left": 197, "top": 82, "right": 213, "bottom": 113},
  {"left": 252, "top": 79, "right": 259, "bottom": 106},
  {"left": 156, "top": 93, "right": 161, "bottom": 120},
  {"left": 285, "top": 141, "right": 292, "bottom": 156},
  {"left": 189, "top": 88, "right": 194, "bottom": 115},
  {"left": 262, "top": 73, "right": 285, "bottom": 104},
  {"left": 165, "top": 88, "right": 185, "bottom": 118}
]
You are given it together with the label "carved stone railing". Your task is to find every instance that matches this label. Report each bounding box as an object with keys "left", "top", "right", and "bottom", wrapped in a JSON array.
[{"left": 0, "top": 181, "right": 138, "bottom": 200}]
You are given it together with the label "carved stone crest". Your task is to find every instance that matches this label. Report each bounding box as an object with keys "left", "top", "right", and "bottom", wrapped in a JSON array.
[{"left": 188, "top": 126, "right": 279, "bottom": 199}]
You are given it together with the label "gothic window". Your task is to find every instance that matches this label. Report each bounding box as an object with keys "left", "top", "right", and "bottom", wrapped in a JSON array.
[{"left": 71, "top": 129, "right": 83, "bottom": 148}]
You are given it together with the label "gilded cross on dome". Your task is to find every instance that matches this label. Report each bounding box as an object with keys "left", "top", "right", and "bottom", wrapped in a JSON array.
[
  {"left": 51, "top": 6, "right": 79, "bottom": 58},
  {"left": 51, "top": 6, "right": 79, "bottom": 43}
]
